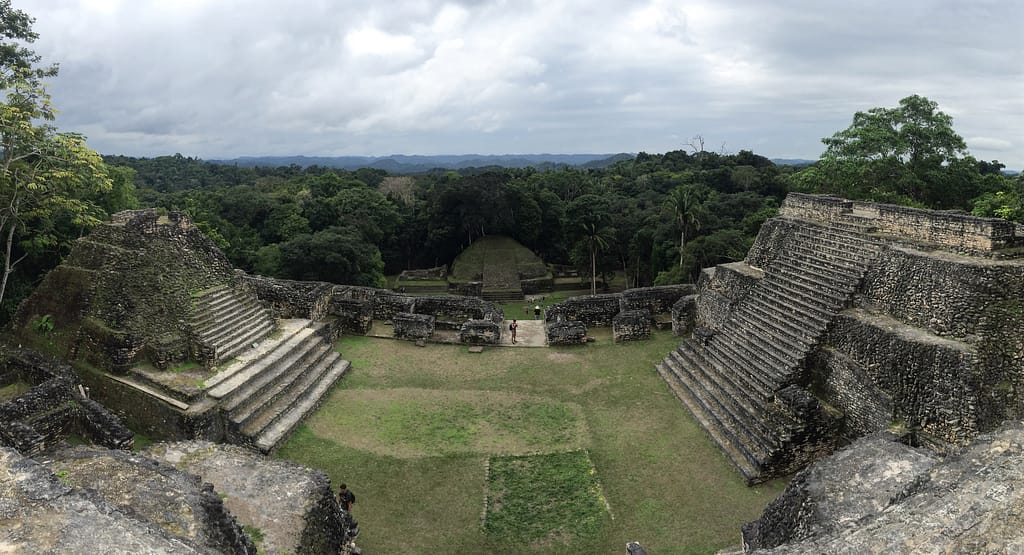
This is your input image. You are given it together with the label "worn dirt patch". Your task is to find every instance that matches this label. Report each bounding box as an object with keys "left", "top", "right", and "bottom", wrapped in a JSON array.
[{"left": 546, "top": 352, "right": 579, "bottom": 362}]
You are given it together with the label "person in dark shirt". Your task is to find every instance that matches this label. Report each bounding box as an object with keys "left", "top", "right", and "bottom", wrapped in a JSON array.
[
  {"left": 509, "top": 320, "right": 518, "bottom": 343},
  {"left": 338, "top": 483, "right": 356, "bottom": 512}
]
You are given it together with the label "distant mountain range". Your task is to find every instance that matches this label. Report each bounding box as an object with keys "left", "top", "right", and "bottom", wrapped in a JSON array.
[
  {"left": 207, "top": 153, "right": 820, "bottom": 172},
  {"left": 208, "top": 153, "right": 635, "bottom": 172}
]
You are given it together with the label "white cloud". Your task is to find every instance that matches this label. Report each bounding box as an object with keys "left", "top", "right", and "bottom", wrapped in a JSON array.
[{"left": 18, "top": 0, "right": 1022, "bottom": 167}]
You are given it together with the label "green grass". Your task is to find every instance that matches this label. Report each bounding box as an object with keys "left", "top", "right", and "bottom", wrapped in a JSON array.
[
  {"left": 277, "top": 330, "right": 786, "bottom": 554},
  {"left": 485, "top": 450, "right": 610, "bottom": 550},
  {"left": 450, "top": 236, "right": 548, "bottom": 281}
]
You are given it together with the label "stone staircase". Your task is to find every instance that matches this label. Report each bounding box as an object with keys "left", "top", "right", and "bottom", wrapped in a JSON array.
[
  {"left": 191, "top": 285, "right": 275, "bottom": 366},
  {"left": 204, "top": 319, "right": 350, "bottom": 453},
  {"left": 482, "top": 265, "right": 524, "bottom": 301},
  {"left": 657, "top": 220, "right": 883, "bottom": 484}
]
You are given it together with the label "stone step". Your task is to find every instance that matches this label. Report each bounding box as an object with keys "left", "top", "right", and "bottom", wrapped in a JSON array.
[
  {"left": 703, "top": 337, "right": 779, "bottom": 401},
  {"left": 730, "top": 309, "right": 808, "bottom": 357},
  {"left": 207, "top": 325, "right": 318, "bottom": 399},
  {"left": 724, "top": 315, "right": 805, "bottom": 366},
  {"left": 191, "top": 293, "right": 262, "bottom": 330},
  {"left": 669, "top": 347, "right": 780, "bottom": 450},
  {"left": 760, "top": 276, "right": 846, "bottom": 316},
  {"left": 735, "top": 299, "right": 818, "bottom": 343},
  {"left": 661, "top": 355, "right": 775, "bottom": 467},
  {"left": 201, "top": 305, "right": 273, "bottom": 349},
  {"left": 655, "top": 361, "right": 761, "bottom": 483},
  {"left": 196, "top": 301, "right": 269, "bottom": 345},
  {"left": 774, "top": 251, "right": 864, "bottom": 286},
  {"left": 239, "top": 349, "right": 342, "bottom": 439},
  {"left": 713, "top": 331, "right": 792, "bottom": 386},
  {"left": 768, "top": 263, "right": 858, "bottom": 302},
  {"left": 782, "top": 241, "right": 872, "bottom": 274},
  {"left": 792, "top": 230, "right": 878, "bottom": 259},
  {"left": 202, "top": 321, "right": 310, "bottom": 390},
  {"left": 747, "top": 291, "right": 830, "bottom": 331},
  {"left": 777, "top": 246, "right": 866, "bottom": 281},
  {"left": 254, "top": 358, "right": 351, "bottom": 453},
  {"left": 772, "top": 255, "right": 864, "bottom": 292},
  {"left": 214, "top": 319, "right": 277, "bottom": 364},
  {"left": 222, "top": 336, "right": 330, "bottom": 419},
  {"left": 192, "top": 286, "right": 237, "bottom": 314}
]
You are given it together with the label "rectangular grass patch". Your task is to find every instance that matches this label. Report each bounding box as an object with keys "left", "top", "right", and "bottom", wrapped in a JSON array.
[{"left": 483, "top": 450, "right": 610, "bottom": 548}]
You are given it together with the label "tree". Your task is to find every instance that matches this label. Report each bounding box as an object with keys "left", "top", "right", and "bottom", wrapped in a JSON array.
[
  {"left": 0, "top": 71, "right": 110, "bottom": 308},
  {"left": 664, "top": 183, "right": 711, "bottom": 268},
  {"left": 565, "top": 194, "right": 612, "bottom": 294},
  {"left": 809, "top": 94, "right": 976, "bottom": 208}
]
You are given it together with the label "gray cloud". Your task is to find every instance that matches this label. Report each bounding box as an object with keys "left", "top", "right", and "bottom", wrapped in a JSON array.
[{"left": 24, "top": 0, "right": 1024, "bottom": 168}]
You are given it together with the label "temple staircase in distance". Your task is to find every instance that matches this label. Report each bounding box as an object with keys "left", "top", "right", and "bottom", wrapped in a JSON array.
[{"left": 656, "top": 220, "right": 883, "bottom": 484}]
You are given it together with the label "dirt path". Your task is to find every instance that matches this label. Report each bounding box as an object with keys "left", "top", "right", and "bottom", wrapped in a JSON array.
[{"left": 503, "top": 319, "right": 546, "bottom": 347}]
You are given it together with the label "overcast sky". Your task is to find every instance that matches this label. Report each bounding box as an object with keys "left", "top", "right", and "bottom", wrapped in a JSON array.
[{"left": 25, "top": 0, "right": 1024, "bottom": 167}]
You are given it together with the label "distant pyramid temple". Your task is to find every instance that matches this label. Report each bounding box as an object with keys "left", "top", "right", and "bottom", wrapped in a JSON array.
[{"left": 658, "top": 193, "right": 1024, "bottom": 484}]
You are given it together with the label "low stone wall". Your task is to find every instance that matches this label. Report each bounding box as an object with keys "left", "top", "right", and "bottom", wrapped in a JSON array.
[
  {"left": 393, "top": 312, "right": 435, "bottom": 340},
  {"left": 620, "top": 284, "right": 695, "bottom": 314},
  {"left": 412, "top": 295, "right": 503, "bottom": 323},
  {"left": 0, "top": 349, "right": 134, "bottom": 455},
  {"left": 398, "top": 265, "right": 447, "bottom": 280},
  {"left": 777, "top": 193, "right": 853, "bottom": 222},
  {"left": 546, "top": 320, "right": 587, "bottom": 345},
  {"left": 241, "top": 273, "right": 333, "bottom": 320},
  {"left": 546, "top": 294, "right": 621, "bottom": 326},
  {"left": 612, "top": 310, "right": 651, "bottom": 342},
  {"left": 459, "top": 319, "right": 502, "bottom": 345}
]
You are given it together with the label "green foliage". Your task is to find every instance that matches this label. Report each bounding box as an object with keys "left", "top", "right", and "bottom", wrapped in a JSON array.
[
  {"left": 791, "top": 94, "right": 985, "bottom": 210},
  {"left": 31, "top": 313, "right": 52, "bottom": 334}
]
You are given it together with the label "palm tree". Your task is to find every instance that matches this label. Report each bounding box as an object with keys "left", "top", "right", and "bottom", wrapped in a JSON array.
[
  {"left": 580, "top": 222, "right": 611, "bottom": 295},
  {"left": 665, "top": 184, "right": 710, "bottom": 268}
]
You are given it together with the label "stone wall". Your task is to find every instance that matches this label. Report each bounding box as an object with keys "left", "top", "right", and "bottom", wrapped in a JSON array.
[
  {"left": 459, "top": 319, "right": 502, "bottom": 345},
  {"left": 546, "top": 294, "right": 622, "bottom": 326},
  {"left": 546, "top": 320, "right": 588, "bottom": 345},
  {"left": 0, "top": 349, "right": 134, "bottom": 455},
  {"left": 393, "top": 312, "right": 435, "bottom": 340},
  {"left": 620, "top": 284, "right": 696, "bottom": 314},
  {"left": 821, "top": 310, "right": 980, "bottom": 443},
  {"left": 241, "top": 273, "right": 333, "bottom": 320},
  {"left": 779, "top": 192, "right": 1020, "bottom": 253},
  {"left": 694, "top": 263, "right": 762, "bottom": 332},
  {"left": 612, "top": 310, "right": 651, "bottom": 342},
  {"left": 329, "top": 297, "right": 373, "bottom": 335}
]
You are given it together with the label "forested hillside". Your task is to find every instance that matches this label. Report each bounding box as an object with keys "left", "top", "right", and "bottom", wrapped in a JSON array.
[{"left": 103, "top": 149, "right": 788, "bottom": 291}]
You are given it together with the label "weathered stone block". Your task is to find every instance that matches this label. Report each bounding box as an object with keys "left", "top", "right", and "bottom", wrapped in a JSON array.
[
  {"left": 329, "top": 297, "right": 373, "bottom": 335},
  {"left": 458, "top": 319, "right": 501, "bottom": 345},
  {"left": 612, "top": 310, "right": 652, "bottom": 342},
  {"left": 546, "top": 320, "right": 587, "bottom": 345},
  {"left": 671, "top": 294, "right": 698, "bottom": 336},
  {"left": 393, "top": 312, "right": 434, "bottom": 340},
  {"left": 620, "top": 284, "right": 695, "bottom": 314}
]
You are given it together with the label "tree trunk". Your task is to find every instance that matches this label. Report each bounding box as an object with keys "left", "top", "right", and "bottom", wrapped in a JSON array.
[
  {"left": 679, "top": 228, "right": 686, "bottom": 267},
  {"left": 0, "top": 220, "right": 16, "bottom": 308},
  {"left": 590, "top": 239, "right": 597, "bottom": 295}
]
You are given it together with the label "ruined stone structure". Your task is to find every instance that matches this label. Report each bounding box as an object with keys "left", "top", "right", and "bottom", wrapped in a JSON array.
[
  {"left": 657, "top": 193, "right": 1024, "bottom": 484},
  {"left": 544, "top": 284, "right": 695, "bottom": 342},
  {"left": 0, "top": 349, "right": 133, "bottom": 456}
]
